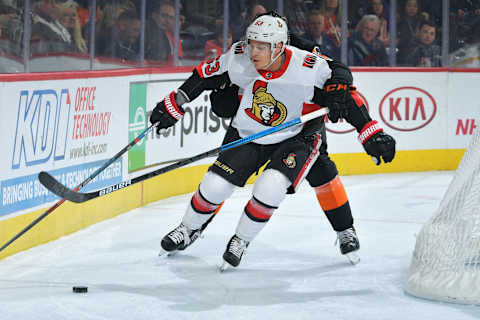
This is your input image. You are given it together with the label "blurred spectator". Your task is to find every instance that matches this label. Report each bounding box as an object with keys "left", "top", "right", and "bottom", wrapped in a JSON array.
[
  {"left": 58, "top": 0, "right": 87, "bottom": 53},
  {"left": 181, "top": 0, "right": 218, "bottom": 29},
  {"left": 250, "top": 3, "right": 268, "bottom": 20},
  {"left": 146, "top": 0, "right": 182, "bottom": 62},
  {"left": 348, "top": 0, "right": 370, "bottom": 29},
  {"left": 450, "top": 0, "right": 480, "bottom": 51},
  {"left": 368, "top": 0, "right": 390, "bottom": 47},
  {"left": 420, "top": 0, "right": 442, "bottom": 26},
  {"left": 99, "top": 0, "right": 136, "bottom": 30},
  {"left": 405, "top": 19, "right": 441, "bottom": 67},
  {"left": 204, "top": 24, "right": 232, "bottom": 59},
  {"left": 452, "top": 0, "right": 480, "bottom": 17},
  {"left": 397, "top": 0, "right": 429, "bottom": 65},
  {"left": 0, "top": 0, "right": 22, "bottom": 55},
  {"left": 318, "top": 0, "right": 343, "bottom": 46},
  {"left": 232, "top": 2, "right": 266, "bottom": 42},
  {"left": 146, "top": 1, "right": 172, "bottom": 61},
  {"left": 95, "top": 0, "right": 136, "bottom": 55},
  {"left": 449, "top": 18, "right": 480, "bottom": 67},
  {"left": 303, "top": 10, "right": 339, "bottom": 59},
  {"left": 74, "top": 0, "right": 100, "bottom": 28},
  {"left": 228, "top": 0, "right": 247, "bottom": 42},
  {"left": 101, "top": 9, "right": 141, "bottom": 62},
  {"left": 285, "top": 0, "right": 309, "bottom": 35},
  {"left": 348, "top": 14, "right": 388, "bottom": 66},
  {"left": 30, "top": 0, "right": 73, "bottom": 54}
]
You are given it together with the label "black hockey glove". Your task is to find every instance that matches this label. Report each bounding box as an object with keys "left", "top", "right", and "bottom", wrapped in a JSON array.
[
  {"left": 210, "top": 83, "right": 240, "bottom": 118},
  {"left": 358, "top": 121, "right": 396, "bottom": 165},
  {"left": 150, "top": 91, "right": 185, "bottom": 134},
  {"left": 320, "top": 60, "right": 353, "bottom": 123},
  {"left": 323, "top": 79, "right": 351, "bottom": 123}
]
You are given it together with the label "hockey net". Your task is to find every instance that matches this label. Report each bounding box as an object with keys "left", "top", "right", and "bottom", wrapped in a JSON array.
[{"left": 405, "top": 126, "right": 480, "bottom": 304}]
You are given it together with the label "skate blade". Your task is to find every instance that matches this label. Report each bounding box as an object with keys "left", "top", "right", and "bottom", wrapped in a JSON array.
[
  {"left": 158, "top": 248, "right": 177, "bottom": 257},
  {"left": 219, "top": 261, "right": 231, "bottom": 272},
  {"left": 345, "top": 252, "right": 360, "bottom": 265}
]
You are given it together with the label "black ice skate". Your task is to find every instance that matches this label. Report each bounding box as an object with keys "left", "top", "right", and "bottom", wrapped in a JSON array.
[
  {"left": 336, "top": 227, "right": 360, "bottom": 265},
  {"left": 159, "top": 223, "right": 201, "bottom": 256},
  {"left": 219, "top": 235, "right": 249, "bottom": 272}
]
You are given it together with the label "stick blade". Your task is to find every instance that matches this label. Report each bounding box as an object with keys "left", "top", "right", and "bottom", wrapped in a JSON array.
[{"left": 38, "top": 171, "right": 87, "bottom": 203}]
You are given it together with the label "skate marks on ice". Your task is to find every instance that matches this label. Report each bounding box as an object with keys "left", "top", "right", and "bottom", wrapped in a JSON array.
[{"left": 149, "top": 240, "right": 373, "bottom": 312}]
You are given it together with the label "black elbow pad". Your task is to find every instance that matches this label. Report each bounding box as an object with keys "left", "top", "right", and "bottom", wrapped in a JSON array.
[
  {"left": 179, "top": 69, "right": 229, "bottom": 102},
  {"left": 326, "top": 60, "right": 353, "bottom": 85},
  {"left": 210, "top": 85, "right": 240, "bottom": 118}
]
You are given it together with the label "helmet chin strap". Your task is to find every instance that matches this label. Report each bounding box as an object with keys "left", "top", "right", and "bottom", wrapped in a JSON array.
[{"left": 263, "top": 43, "right": 284, "bottom": 70}]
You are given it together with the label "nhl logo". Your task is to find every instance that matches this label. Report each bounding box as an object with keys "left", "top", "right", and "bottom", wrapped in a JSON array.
[
  {"left": 283, "top": 153, "right": 296, "bottom": 168},
  {"left": 266, "top": 72, "right": 273, "bottom": 78}
]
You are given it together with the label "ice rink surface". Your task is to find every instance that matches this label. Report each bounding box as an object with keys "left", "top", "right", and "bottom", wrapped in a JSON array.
[{"left": 1, "top": 171, "right": 479, "bottom": 320}]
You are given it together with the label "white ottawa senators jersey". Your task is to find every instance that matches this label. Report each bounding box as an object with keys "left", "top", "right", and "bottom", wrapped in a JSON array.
[{"left": 195, "top": 42, "right": 332, "bottom": 144}]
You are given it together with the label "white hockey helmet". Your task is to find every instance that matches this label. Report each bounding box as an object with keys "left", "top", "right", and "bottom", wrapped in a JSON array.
[{"left": 246, "top": 14, "right": 288, "bottom": 65}]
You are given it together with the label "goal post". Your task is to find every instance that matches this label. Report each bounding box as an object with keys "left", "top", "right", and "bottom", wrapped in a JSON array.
[{"left": 405, "top": 125, "right": 480, "bottom": 305}]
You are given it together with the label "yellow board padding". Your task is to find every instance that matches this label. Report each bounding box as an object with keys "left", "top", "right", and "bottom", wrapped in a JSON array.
[
  {"left": 143, "top": 165, "right": 209, "bottom": 205},
  {"left": 0, "top": 183, "right": 143, "bottom": 260},
  {"left": 0, "top": 149, "right": 465, "bottom": 260},
  {"left": 331, "top": 149, "right": 465, "bottom": 175}
]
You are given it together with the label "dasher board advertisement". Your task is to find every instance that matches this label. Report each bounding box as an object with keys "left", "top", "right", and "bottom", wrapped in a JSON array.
[{"left": 0, "top": 78, "right": 129, "bottom": 218}]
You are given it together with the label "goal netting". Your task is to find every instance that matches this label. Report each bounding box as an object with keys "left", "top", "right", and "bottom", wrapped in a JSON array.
[{"left": 405, "top": 126, "right": 480, "bottom": 305}]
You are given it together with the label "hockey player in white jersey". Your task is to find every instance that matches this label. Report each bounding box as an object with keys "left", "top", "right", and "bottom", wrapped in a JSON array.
[
  {"left": 150, "top": 14, "right": 339, "bottom": 270},
  {"left": 206, "top": 27, "right": 396, "bottom": 265}
]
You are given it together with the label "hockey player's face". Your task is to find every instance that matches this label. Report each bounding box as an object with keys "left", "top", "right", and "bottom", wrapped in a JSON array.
[{"left": 248, "top": 40, "right": 272, "bottom": 69}]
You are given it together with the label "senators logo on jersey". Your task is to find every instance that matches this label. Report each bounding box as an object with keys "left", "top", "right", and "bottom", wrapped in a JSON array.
[
  {"left": 245, "top": 80, "right": 287, "bottom": 126},
  {"left": 283, "top": 153, "right": 296, "bottom": 168}
]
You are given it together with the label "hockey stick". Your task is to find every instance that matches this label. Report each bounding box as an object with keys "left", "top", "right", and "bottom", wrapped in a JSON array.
[
  {"left": 0, "top": 124, "right": 155, "bottom": 253},
  {"left": 39, "top": 108, "right": 329, "bottom": 204}
]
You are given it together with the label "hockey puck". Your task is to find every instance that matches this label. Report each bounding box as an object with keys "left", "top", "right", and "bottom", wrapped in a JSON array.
[{"left": 72, "top": 286, "right": 88, "bottom": 293}]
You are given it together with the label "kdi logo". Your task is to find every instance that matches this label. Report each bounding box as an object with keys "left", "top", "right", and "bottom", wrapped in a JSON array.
[{"left": 12, "top": 89, "right": 72, "bottom": 169}]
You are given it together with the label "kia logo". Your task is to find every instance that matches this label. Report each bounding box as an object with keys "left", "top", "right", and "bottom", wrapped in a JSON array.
[
  {"left": 326, "top": 91, "right": 369, "bottom": 134},
  {"left": 379, "top": 87, "right": 436, "bottom": 131}
]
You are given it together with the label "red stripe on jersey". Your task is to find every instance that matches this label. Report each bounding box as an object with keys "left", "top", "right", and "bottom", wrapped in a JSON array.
[
  {"left": 292, "top": 133, "right": 322, "bottom": 189},
  {"left": 191, "top": 190, "right": 219, "bottom": 214},
  {"left": 245, "top": 198, "right": 274, "bottom": 221},
  {"left": 302, "top": 102, "right": 323, "bottom": 115},
  {"left": 302, "top": 103, "right": 328, "bottom": 122}
]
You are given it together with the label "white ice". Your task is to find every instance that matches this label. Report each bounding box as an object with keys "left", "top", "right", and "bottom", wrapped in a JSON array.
[{"left": 1, "top": 171, "right": 479, "bottom": 320}]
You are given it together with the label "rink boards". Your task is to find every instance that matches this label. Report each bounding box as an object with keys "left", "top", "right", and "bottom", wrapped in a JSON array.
[{"left": 0, "top": 67, "right": 478, "bottom": 259}]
